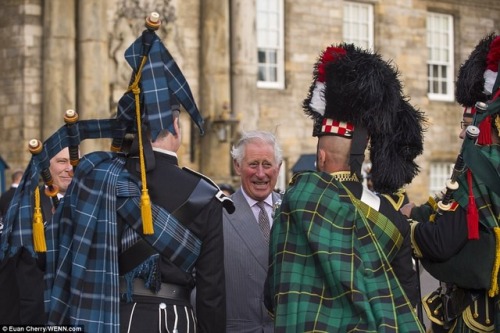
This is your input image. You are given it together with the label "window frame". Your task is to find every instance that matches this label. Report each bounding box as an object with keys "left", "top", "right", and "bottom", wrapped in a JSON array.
[
  {"left": 256, "top": 0, "right": 285, "bottom": 90},
  {"left": 343, "top": 1, "right": 374, "bottom": 51},
  {"left": 427, "top": 12, "right": 454, "bottom": 102}
]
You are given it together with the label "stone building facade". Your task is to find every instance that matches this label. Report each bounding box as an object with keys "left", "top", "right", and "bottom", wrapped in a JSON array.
[{"left": 0, "top": 0, "right": 499, "bottom": 203}]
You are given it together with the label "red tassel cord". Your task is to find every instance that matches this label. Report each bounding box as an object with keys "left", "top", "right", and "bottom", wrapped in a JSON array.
[{"left": 466, "top": 169, "right": 479, "bottom": 240}]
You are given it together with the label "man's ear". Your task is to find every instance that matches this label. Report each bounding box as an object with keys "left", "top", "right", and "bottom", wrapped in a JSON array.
[
  {"left": 173, "top": 114, "right": 180, "bottom": 136},
  {"left": 233, "top": 159, "right": 242, "bottom": 176},
  {"left": 317, "top": 148, "right": 326, "bottom": 171}
]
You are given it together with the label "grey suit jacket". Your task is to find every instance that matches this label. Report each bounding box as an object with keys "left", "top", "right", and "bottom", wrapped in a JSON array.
[{"left": 223, "top": 189, "right": 280, "bottom": 333}]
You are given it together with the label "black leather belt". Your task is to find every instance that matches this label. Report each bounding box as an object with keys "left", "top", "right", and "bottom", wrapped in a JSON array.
[{"left": 120, "top": 278, "right": 190, "bottom": 301}]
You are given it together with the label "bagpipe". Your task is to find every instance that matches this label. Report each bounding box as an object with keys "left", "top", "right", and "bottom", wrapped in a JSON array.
[
  {"left": 435, "top": 101, "right": 482, "bottom": 215},
  {"left": 420, "top": 89, "right": 500, "bottom": 323},
  {"left": 420, "top": 93, "right": 500, "bottom": 330},
  {"left": 432, "top": 63, "right": 500, "bottom": 221},
  {"left": 0, "top": 12, "right": 210, "bottom": 332},
  {"left": 0, "top": 11, "right": 205, "bottom": 261},
  {"left": 0, "top": 112, "right": 128, "bottom": 259}
]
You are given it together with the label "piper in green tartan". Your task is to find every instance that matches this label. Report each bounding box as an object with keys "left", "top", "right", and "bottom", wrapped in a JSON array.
[
  {"left": 403, "top": 33, "right": 500, "bottom": 333},
  {"left": 265, "top": 43, "right": 426, "bottom": 332}
]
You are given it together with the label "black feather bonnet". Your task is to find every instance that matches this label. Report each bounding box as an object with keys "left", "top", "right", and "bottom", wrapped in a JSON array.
[{"left": 303, "top": 43, "right": 426, "bottom": 193}]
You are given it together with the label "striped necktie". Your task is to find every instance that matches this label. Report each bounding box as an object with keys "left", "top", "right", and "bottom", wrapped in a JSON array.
[{"left": 257, "top": 201, "right": 270, "bottom": 242}]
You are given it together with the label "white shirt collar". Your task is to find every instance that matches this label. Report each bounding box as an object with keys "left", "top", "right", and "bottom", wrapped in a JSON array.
[
  {"left": 152, "top": 147, "right": 177, "bottom": 158},
  {"left": 241, "top": 187, "right": 273, "bottom": 208}
]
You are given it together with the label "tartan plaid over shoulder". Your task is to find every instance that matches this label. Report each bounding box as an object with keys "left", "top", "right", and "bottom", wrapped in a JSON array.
[
  {"left": 455, "top": 145, "right": 500, "bottom": 229},
  {"left": 0, "top": 119, "right": 126, "bottom": 260},
  {"left": 267, "top": 172, "right": 424, "bottom": 333},
  {"left": 45, "top": 152, "right": 201, "bottom": 331},
  {"left": 0, "top": 120, "right": 202, "bottom": 332}
]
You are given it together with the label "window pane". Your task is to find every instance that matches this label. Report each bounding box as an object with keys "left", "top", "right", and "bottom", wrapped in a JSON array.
[
  {"left": 269, "top": 32, "right": 278, "bottom": 46},
  {"left": 269, "top": 50, "right": 277, "bottom": 64},
  {"left": 258, "top": 50, "right": 266, "bottom": 63},
  {"left": 269, "top": 13, "right": 278, "bottom": 27},
  {"left": 432, "top": 80, "right": 438, "bottom": 93},
  {"left": 258, "top": 66, "right": 266, "bottom": 81},
  {"left": 430, "top": 162, "right": 454, "bottom": 196},
  {"left": 269, "top": 67, "right": 277, "bottom": 82},
  {"left": 441, "top": 81, "right": 447, "bottom": 94}
]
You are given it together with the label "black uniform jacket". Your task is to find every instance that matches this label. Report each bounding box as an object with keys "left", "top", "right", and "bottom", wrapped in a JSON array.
[
  {"left": 0, "top": 188, "right": 53, "bottom": 324},
  {"left": 0, "top": 186, "right": 17, "bottom": 217},
  {"left": 411, "top": 205, "right": 469, "bottom": 261},
  {"left": 123, "top": 151, "right": 226, "bottom": 333}
]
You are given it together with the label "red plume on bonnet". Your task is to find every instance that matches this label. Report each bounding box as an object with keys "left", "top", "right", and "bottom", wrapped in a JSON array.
[
  {"left": 477, "top": 35, "right": 500, "bottom": 145},
  {"left": 317, "top": 47, "right": 346, "bottom": 83},
  {"left": 486, "top": 36, "right": 500, "bottom": 72},
  {"left": 456, "top": 33, "right": 499, "bottom": 107}
]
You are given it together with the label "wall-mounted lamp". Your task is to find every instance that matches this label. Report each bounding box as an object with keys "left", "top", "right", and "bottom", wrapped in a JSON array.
[
  {"left": 211, "top": 103, "right": 239, "bottom": 143},
  {"left": 212, "top": 115, "right": 239, "bottom": 142}
]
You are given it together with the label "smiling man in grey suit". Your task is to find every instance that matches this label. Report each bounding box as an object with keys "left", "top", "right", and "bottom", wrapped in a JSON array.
[{"left": 224, "top": 130, "right": 282, "bottom": 333}]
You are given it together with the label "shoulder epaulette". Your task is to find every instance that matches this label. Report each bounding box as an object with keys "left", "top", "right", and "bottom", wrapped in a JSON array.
[
  {"left": 182, "top": 167, "right": 235, "bottom": 214},
  {"left": 182, "top": 166, "right": 218, "bottom": 187},
  {"left": 381, "top": 191, "right": 407, "bottom": 211}
]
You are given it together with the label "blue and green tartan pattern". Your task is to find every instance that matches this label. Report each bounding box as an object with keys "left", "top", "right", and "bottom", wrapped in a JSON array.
[
  {"left": 0, "top": 120, "right": 201, "bottom": 332},
  {"left": 45, "top": 152, "right": 200, "bottom": 331},
  {"left": 0, "top": 24, "right": 208, "bottom": 331},
  {"left": 44, "top": 152, "right": 124, "bottom": 331},
  {"left": 0, "top": 119, "right": 125, "bottom": 260},
  {"left": 118, "top": 32, "right": 204, "bottom": 141},
  {"left": 267, "top": 172, "right": 424, "bottom": 332},
  {"left": 115, "top": 172, "right": 202, "bottom": 272}
]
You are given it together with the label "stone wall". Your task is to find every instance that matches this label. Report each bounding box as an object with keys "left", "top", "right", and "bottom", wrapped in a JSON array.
[
  {"left": 0, "top": 1, "right": 43, "bottom": 174},
  {"left": 0, "top": 0, "right": 499, "bottom": 203}
]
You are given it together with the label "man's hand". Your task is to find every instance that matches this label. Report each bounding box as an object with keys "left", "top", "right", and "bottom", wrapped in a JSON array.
[{"left": 400, "top": 202, "right": 415, "bottom": 218}]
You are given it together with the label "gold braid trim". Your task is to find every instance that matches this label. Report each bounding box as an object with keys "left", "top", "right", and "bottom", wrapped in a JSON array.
[
  {"left": 463, "top": 303, "right": 495, "bottom": 333},
  {"left": 428, "top": 196, "right": 438, "bottom": 223},
  {"left": 488, "top": 227, "right": 500, "bottom": 297},
  {"left": 330, "top": 171, "right": 358, "bottom": 182},
  {"left": 494, "top": 114, "right": 500, "bottom": 137},
  {"left": 381, "top": 191, "right": 406, "bottom": 210},
  {"left": 409, "top": 220, "right": 424, "bottom": 258},
  {"left": 421, "top": 292, "right": 445, "bottom": 326}
]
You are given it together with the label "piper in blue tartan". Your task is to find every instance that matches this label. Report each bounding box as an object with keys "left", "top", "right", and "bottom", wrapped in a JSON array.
[
  {"left": 265, "top": 44, "right": 427, "bottom": 332},
  {"left": 0, "top": 12, "right": 233, "bottom": 333}
]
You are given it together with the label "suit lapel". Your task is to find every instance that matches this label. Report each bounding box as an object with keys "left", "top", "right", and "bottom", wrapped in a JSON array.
[{"left": 226, "top": 189, "right": 269, "bottom": 271}]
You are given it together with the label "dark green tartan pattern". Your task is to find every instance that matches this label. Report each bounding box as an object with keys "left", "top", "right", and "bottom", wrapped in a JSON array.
[
  {"left": 440, "top": 145, "right": 500, "bottom": 333},
  {"left": 348, "top": 193, "right": 404, "bottom": 263},
  {"left": 454, "top": 145, "right": 500, "bottom": 230},
  {"left": 267, "top": 172, "right": 424, "bottom": 332}
]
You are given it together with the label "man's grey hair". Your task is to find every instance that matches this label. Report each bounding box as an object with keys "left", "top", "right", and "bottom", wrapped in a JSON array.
[
  {"left": 231, "top": 130, "right": 283, "bottom": 165},
  {"left": 11, "top": 169, "right": 24, "bottom": 183},
  {"left": 152, "top": 110, "right": 180, "bottom": 140}
]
